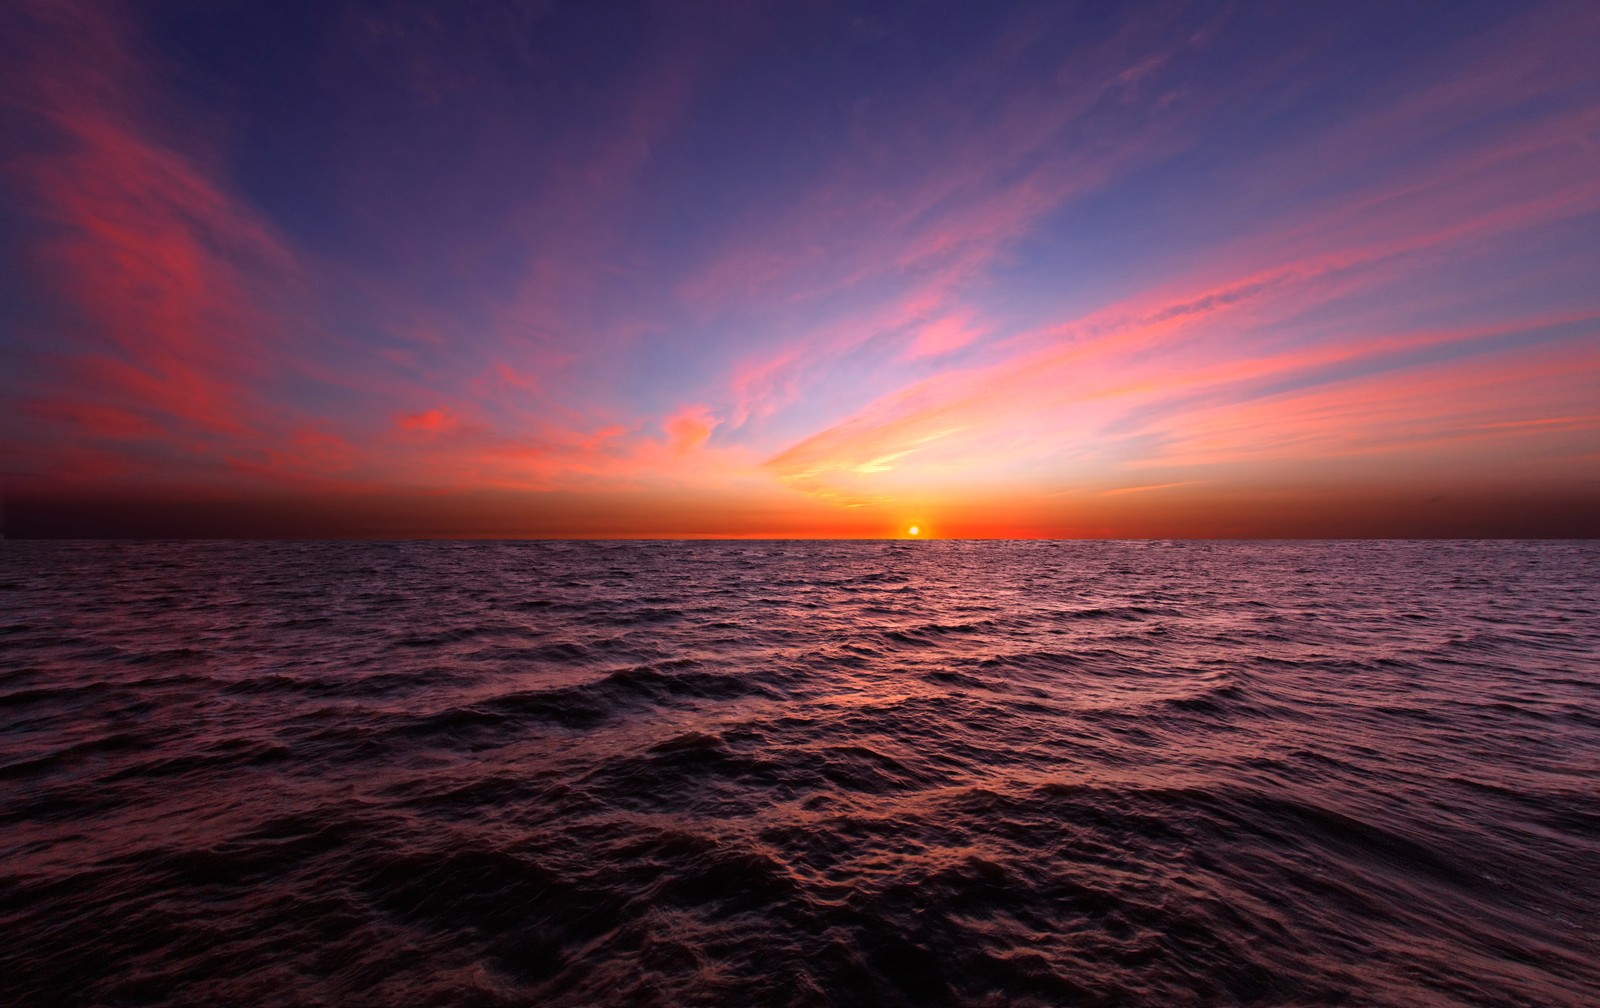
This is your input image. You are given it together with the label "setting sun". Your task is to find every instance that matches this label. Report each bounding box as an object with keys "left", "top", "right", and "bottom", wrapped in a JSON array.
[{"left": 908, "top": 526, "right": 920, "bottom": 536}]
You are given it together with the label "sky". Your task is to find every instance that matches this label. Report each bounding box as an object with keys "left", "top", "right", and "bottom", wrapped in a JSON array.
[{"left": 2, "top": 0, "right": 1597, "bottom": 538}]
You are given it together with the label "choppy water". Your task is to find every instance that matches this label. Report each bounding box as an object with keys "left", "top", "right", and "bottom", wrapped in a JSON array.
[{"left": 2, "top": 540, "right": 1597, "bottom": 1007}]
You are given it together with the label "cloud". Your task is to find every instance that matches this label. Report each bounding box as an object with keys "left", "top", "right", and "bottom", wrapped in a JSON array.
[
  {"left": 3, "top": 0, "right": 313, "bottom": 484},
  {"left": 396, "top": 408, "right": 462, "bottom": 434},
  {"left": 663, "top": 404, "right": 719, "bottom": 455}
]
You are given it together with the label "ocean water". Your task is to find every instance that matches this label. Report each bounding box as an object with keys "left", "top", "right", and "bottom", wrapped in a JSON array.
[{"left": 1, "top": 540, "right": 1597, "bottom": 1007}]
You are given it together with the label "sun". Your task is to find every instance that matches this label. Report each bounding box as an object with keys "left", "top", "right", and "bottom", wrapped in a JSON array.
[{"left": 907, "top": 525, "right": 920, "bottom": 536}]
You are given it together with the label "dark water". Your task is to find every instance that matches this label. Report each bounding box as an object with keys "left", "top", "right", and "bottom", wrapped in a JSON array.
[{"left": 2, "top": 541, "right": 1597, "bottom": 1007}]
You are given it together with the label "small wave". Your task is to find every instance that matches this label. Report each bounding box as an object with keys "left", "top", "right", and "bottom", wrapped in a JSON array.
[{"left": 1, "top": 539, "right": 1596, "bottom": 1007}]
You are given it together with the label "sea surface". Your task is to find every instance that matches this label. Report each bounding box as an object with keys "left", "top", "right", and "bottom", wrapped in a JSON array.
[{"left": 1, "top": 540, "right": 1597, "bottom": 1007}]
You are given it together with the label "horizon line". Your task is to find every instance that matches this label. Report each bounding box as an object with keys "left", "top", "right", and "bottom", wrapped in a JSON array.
[{"left": 5, "top": 535, "right": 1596, "bottom": 543}]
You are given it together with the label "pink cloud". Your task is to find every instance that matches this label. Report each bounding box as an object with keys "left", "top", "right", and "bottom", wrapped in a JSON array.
[
  {"left": 663, "top": 405, "right": 719, "bottom": 455},
  {"left": 395, "top": 408, "right": 461, "bottom": 434},
  {"left": 905, "top": 311, "right": 990, "bottom": 359},
  {"left": 3, "top": 1, "right": 319, "bottom": 485}
]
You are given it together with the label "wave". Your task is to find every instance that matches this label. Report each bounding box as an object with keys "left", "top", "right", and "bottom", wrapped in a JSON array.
[{"left": 0, "top": 539, "right": 1596, "bottom": 1006}]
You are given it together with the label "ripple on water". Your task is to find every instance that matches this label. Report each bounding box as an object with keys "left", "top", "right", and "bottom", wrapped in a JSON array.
[{"left": 1, "top": 539, "right": 1597, "bottom": 1007}]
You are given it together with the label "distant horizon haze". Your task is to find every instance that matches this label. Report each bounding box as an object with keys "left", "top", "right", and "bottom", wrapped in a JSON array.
[{"left": 4, "top": 486, "right": 1596, "bottom": 539}]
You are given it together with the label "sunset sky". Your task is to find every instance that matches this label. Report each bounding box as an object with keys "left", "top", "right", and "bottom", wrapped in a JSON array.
[{"left": 3, "top": 0, "right": 1597, "bottom": 537}]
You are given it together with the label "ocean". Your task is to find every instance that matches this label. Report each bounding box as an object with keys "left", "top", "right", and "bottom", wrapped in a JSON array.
[{"left": 2, "top": 540, "right": 1597, "bottom": 1006}]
